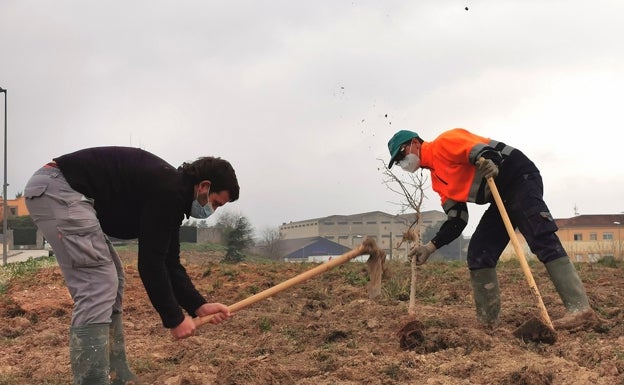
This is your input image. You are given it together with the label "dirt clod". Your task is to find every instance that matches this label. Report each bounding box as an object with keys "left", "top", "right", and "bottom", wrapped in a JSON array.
[
  {"left": 513, "top": 316, "right": 557, "bottom": 344},
  {"left": 500, "top": 366, "right": 554, "bottom": 385}
]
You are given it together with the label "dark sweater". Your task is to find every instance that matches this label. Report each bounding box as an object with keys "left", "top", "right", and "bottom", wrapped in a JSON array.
[{"left": 54, "top": 146, "right": 207, "bottom": 328}]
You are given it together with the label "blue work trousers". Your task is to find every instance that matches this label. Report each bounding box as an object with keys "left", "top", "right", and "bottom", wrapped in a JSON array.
[{"left": 467, "top": 171, "right": 567, "bottom": 270}]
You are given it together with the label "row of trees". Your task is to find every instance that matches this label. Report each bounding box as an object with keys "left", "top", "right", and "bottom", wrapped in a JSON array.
[{"left": 0, "top": 191, "right": 23, "bottom": 199}]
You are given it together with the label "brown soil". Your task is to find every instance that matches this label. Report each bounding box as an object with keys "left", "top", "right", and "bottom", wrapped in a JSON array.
[{"left": 2, "top": 251, "right": 624, "bottom": 385}]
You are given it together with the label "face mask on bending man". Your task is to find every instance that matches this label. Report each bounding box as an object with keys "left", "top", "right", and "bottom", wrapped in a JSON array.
[
  {"left": 190, "top": 195, "right": 214, "bottom": 219},
  {"left": 399, "top": 153, "right": 420, "bottom": 173}
]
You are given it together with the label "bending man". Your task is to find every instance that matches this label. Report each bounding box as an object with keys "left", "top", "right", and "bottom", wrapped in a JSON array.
[
  {"left": 25, "top": 147, "right": 238, "bottom": 385},
  {"left": 387, "top": 128, "right": 596, "bottom": 330}
]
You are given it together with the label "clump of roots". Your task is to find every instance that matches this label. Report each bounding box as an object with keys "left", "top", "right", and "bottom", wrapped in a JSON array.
[{"left": 361, "top": 238, "right": 386, "bottom": 299}]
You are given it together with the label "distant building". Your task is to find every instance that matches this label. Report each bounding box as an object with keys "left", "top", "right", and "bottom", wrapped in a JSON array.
[
  {"left": 280, "top": 211, "right": 624, "bottom": 264},
  {"left": 279, "top": 237, "right": 355, "bottom": 262},
  {"left": 279, "top": 210, "right": 447, "bottom": 260},
  {"left": 0, "top": 196, "right": 29, "bottom": 222},
  {"left": 556, "top": 214, "right": 624, "bottom": 262},
  {"left": 0, "top": 196, "right": 41, "bottom": 250},
  {"left": 500, "top": 214, "right": 624, "bottom": 263}
]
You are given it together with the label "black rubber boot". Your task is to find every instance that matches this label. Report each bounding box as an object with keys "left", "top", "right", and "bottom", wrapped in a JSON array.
[
  {"left": 69, "top": 323, "right": 110, "bottom": 385},
  {"left": 545, "top": 257, "right": 597, "bottom": 330},
  {"left": 110, "top": 312, "right": 139, "bottom": 385},
  {"left": 470, "top": 268, "right": 501, "bottom": 329}
]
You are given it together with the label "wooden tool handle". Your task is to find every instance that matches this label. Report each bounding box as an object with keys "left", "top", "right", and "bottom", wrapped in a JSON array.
[
  {"left": 485, "top": 175, "right": 554, "bottom": 329},
  {"left": 194, "top": 243, "right": 369, "bottom": 328}
]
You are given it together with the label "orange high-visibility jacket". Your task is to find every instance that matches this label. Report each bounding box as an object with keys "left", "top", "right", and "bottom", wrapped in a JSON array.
[{"left": 419, "top": 128, "right": 514, "bottom": 211}]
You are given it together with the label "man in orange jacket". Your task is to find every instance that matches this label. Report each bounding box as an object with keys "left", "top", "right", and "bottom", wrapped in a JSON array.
[{"left": 387, "top": 128, "right": 596, "bottom": 330}]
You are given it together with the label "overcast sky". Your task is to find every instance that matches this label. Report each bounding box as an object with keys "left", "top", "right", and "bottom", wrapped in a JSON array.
[{"left": 1, "top": 0, "right": 623, "bottom": 237}]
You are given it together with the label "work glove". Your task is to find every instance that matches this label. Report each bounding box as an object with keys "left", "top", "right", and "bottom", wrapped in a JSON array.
[
  {"left": 477, "top": 158, "right": 499, "bottom": 179},
  {"left": 408, "top": 242, "right": 436, "bottom": 265}
]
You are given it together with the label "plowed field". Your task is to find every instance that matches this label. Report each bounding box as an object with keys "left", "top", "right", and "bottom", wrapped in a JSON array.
[{"left": 2, "top": 250, "right": 623, "bottom": 385}]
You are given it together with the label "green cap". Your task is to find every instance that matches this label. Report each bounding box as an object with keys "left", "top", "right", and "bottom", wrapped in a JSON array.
[{"left": 387, "top": 130, "right": 420, "bottom": 168}]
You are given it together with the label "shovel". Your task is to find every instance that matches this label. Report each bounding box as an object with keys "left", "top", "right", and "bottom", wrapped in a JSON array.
[
  {"left": 193, "top": 237, "right": 384, "bottom": 328},
  {"left": 484, "top": 173, "right": 557, "bottom": 343}
]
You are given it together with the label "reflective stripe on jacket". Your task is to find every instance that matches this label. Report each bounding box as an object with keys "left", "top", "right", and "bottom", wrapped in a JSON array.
[{"left": 419, "top": 128, "right": 515, "bottom": 210}]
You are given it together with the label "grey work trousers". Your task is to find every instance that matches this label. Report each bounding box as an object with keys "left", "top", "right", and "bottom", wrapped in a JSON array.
[{"left": 24, "top": 166, "right": 125, "bottom": 326}]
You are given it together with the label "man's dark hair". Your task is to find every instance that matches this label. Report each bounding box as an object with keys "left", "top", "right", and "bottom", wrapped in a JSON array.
[{"left": 180, "top": 157, "right": 240, "bottom": 201}]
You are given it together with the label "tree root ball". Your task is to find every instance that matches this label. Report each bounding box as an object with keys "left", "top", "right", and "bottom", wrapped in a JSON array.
[{"left": 397, "top": 320, "right": 426, "bottom": 350}]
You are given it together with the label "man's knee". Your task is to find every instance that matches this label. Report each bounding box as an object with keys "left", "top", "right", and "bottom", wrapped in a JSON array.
[
  {"left": 70, "top": 263, "right": 119, "bottom": 325},
  {"left": 467, "top": 250, "right": 499, "bottom": 270}
]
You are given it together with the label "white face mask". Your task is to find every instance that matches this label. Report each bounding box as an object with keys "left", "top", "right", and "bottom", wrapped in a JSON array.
[
  {"left": 190, "top": 199, "right": 214, "bottom": 219},
  {"left": 190, "top": 188, "right": 215, "bottom": 219},
  {"left": 399, "top": 154, "right": 420, "bottom": 173}
]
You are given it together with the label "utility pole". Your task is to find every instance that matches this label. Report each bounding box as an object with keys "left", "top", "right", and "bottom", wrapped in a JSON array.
[{"left": 1, "top": 87, "right": 7, "bottom": 265}]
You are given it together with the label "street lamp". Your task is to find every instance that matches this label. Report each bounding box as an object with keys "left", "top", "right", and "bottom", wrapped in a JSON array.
[{"left": 0, "top": 87, "right": 6, "bottom": 265}]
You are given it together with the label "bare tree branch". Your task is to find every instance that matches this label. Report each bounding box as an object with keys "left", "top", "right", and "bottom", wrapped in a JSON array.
[
  {"left": 377, "top": 158, "right": 429, "bottom": 240},
  {"left": 377, "top": 158, "right": 429, "bottom": 315},
  {"left": 257, "top": 226, "right": 283, "bottom": 260}
]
